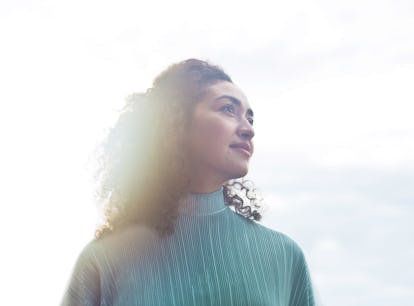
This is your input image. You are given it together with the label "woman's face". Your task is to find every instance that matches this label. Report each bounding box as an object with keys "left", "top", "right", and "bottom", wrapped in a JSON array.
[{"left": 187, "top": 81, "right": 255, "bottom": 191}]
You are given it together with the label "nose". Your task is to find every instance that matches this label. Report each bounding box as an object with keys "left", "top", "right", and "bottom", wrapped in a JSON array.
[{"left": 238, "top": 119, "right": 255, "bottom": 140}]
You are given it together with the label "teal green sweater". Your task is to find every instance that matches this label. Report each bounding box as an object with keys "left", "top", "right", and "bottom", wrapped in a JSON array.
[{"left": 62, "top": 187, "right": 316, "bottom": 305}]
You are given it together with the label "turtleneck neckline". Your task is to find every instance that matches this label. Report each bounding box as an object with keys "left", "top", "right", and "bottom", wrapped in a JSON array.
[{"left": 179, "top": 186, "right": 227, "bottom": 216}]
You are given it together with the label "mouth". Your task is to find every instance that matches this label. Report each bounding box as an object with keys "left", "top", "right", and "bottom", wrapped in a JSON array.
[{"left": 229, "top": 142, "right": 252, "bottom": 157}]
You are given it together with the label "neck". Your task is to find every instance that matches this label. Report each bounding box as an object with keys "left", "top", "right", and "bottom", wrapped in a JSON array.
[
  {"left": 189, "top": 181, "right": 225, "bottom": 194},
  {"left": 179, "top": 186, "right": 226, "bottom": 216}
]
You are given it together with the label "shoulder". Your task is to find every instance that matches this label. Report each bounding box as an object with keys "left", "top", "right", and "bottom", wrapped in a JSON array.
[
  {"left": 264, "top": 223, "right": 303, "bottom": 250},
  {"left": 248, "top": 220, "right": 307, "bottom": 259},
  {"left": 62, "top": 226, "right": 159, "bottom": 305},
  {"left": 226, "top": 209, "right": 305, "bottom": 254},
  {"left": 75, "top": 225, "right": 160, "bottom": 266}
]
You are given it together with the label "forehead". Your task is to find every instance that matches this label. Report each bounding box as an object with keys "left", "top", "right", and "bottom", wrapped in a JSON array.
[{"left": 203, "top": 81, "right": 252, "bottom": 110}]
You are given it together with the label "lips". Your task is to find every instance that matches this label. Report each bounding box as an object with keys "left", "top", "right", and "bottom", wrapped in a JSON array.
[{"left": 229, "top": 142, "right": 252, "bottom": 157}]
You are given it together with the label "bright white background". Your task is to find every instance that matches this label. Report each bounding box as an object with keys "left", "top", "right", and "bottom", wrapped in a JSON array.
[{"left": 1, "top": 0, "right": 413, "bottom": 305}]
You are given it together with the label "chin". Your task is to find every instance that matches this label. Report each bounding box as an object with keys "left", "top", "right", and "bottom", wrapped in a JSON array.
[{"left": 226, "top": 165, "right": 249, "bottom": 180}]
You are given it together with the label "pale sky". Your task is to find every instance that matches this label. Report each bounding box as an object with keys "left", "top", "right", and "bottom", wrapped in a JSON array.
[{"left": 1, "top": 0, "right": 413, "bottom": 305}]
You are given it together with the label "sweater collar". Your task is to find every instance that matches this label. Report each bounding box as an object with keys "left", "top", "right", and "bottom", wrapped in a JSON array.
[{"left": 179, "top": 186, "right": 227, "bottom": 216}]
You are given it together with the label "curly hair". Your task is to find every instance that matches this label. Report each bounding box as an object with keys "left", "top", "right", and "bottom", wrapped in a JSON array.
[{"left": 94, "top": 59, "right": 261, "bottom": 239}]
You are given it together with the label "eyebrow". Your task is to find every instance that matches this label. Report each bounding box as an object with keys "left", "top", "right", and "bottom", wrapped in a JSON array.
[{"left": 215, "top": 95, "right": 254, "bottom": 117}]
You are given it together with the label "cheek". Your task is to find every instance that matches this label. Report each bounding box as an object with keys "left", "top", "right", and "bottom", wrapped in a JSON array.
[
  {"left": 203, "top": 118, "right": 233, "bottom": 147},
  {"left": 190, "top": 116, "right": 233, "bottom": 155}
]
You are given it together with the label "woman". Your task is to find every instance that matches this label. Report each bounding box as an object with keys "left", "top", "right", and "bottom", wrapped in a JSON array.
[{"left": 62, "top": 59, "right": 317, "bottom": 305}]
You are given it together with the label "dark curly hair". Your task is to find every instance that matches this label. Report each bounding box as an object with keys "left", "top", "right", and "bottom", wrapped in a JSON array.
[{"left": 94, "top": 59, "right": 261, "bottom": 239}]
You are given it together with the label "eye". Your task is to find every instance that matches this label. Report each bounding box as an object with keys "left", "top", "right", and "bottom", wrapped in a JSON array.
[
  {"left": 247, "top": 117, "right": 254, "bottom": 125},
  {"left": 221, "top": 104, "right": 236, "bottom": 114}
]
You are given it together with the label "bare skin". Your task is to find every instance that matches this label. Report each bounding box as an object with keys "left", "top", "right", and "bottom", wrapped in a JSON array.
[{"left": 187, "top": 81, "right": 255, "bottom": 193}]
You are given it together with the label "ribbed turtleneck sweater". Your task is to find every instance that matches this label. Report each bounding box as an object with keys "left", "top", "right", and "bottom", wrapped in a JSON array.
[{"left": 62, "top": 187, "right": 316, "bottom": 306}]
